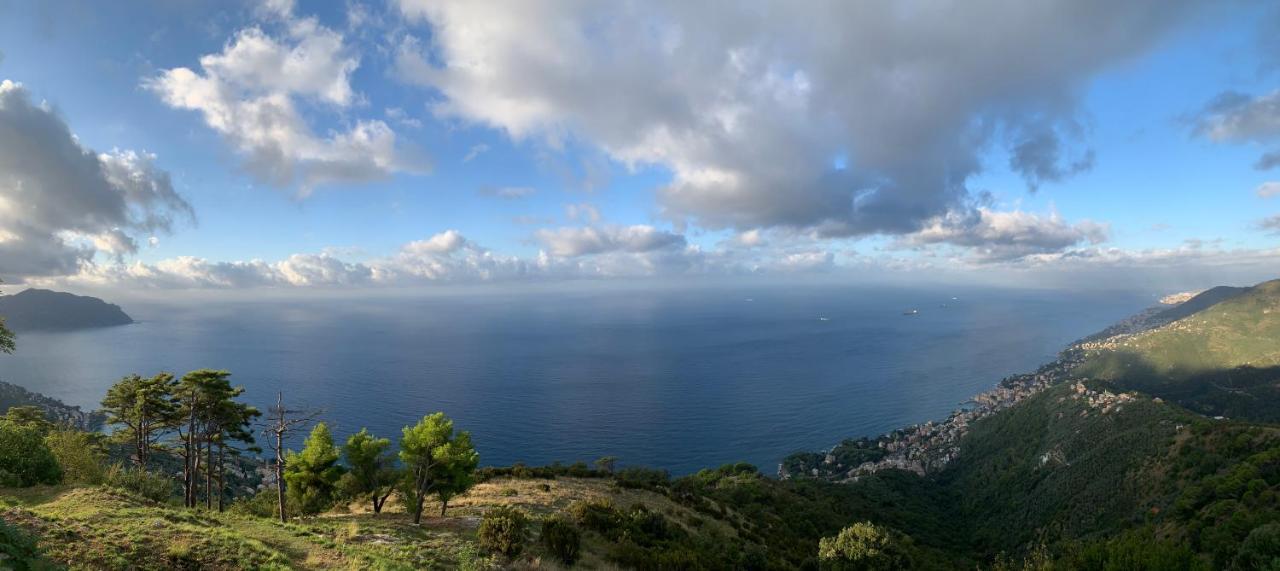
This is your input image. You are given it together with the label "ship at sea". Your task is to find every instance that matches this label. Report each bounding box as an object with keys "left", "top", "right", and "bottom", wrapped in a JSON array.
[{"left": 903, "top": 309, "right": 919, "bottom": 316}]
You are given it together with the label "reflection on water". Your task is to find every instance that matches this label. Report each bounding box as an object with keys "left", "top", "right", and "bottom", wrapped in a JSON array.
[{"left": 0, "top": 284, "right": 1149, "bottom": 474}]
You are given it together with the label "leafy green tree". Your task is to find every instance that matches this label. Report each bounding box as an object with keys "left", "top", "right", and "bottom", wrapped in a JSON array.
[
  {"left": 1, "top": 406, "right": 51, "bottom": 434},
  {"left": 284, "top": 422, "right": 345, "bottom": 516},
  {"left": 341, "top": 428, "right": 397, "bottom": 514},
  {"left": 399, "top": 412, "right": 477, "bottom": 524},
  {"left": 817, "top": 522, "right": 915, "bottom": 570},
  {"left": 0, "top": 420, "right": 61, "bottom": 487},
  {"left": 432, "top": 431, "right": 479, "bottom": 516},
  {"left": 1235, "top": 523, "right": 1280, "bottom": 571},
  {"left": 44, "top": 429, "right": 105, "bottom": 484},
  {"left": 173, "top": 369, "right": 258, "bottom": 509},
  {"left": 101, "top": 373, "right": 178, "bottom": 467}
]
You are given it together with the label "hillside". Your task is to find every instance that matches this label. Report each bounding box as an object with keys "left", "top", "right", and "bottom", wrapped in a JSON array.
[
  {"left": 0, "top": 380, "right": 104, "bottom": 431},
  {"left": 1076, "top": 279, "right": 1280, "bottom": 421},
  {"left": 1, "top": 466, "right": 965, "bottom": 570},
  {"left": 0, "top": 290, "right": 133, "bottom": 332}
]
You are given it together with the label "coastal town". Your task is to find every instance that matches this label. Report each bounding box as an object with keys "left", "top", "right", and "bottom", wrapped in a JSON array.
[{"left": 778, "top": 294, "right": 1197, "bottom": 482}]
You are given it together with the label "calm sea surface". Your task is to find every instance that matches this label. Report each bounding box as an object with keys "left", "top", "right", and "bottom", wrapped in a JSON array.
[{"left": 0, "top": 284, "right": 1151, "bottom": 474}]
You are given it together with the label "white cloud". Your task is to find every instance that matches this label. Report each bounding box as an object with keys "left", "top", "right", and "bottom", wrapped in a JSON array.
[
  {"left": 903, "top": 208, "right": 1109, "bottom": 262},
  {"left": 564, "top": 203, "right": 600, "bottom": 223},
  {"left": 534, "top": 225, "right": 686, "bottom": 257},
  {"left": 147, "top": 10, "right": 426, "bottom": 193},
  {"left": 393, "top": 0, "right": 1197, "bottom": 239},
  {"left": 1257, "top": 181, "right": 1280, "bottom": 198},
  {"left": 463, "top": 144, "right": 489, "bottom": 163},
  {"left": 0, "top": 80, "right": 192, "bottom": 280}
]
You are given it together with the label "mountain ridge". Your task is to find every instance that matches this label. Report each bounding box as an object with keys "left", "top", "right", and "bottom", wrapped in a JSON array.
[{"left": 0, "top": 289, "right": 133, "bottom": 332}]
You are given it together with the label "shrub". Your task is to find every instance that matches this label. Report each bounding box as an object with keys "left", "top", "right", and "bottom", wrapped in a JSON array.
[
  {"left": 477, "top": 505, "right": 529, "bottom": 557},
  {"left": 0, "top": 518, "right": 54, "bottom": 570},
  {"left": 102, "top": 463, "right": 176, "bottom": 503},
  {"left": 500, "top": 488, "right": 518, "bottom": 497},
  {"left": 540, "top": 516, "right": 581, "bottom": 565},
  {"left": 614, "top": 466, "right": 669, "bottom": 489},
  {"left": 567, "top": 499, "right": 622, "bottom": 534},
  {"left": 0, "top": 420, "right": 61, "bottom": 487},
  {"left": 230, "top": 489, "right": 301, "bottom": 519},
  {"left": 45, "top": 429, "right": 105, "bottom": 485},
  {"left": 817, "top": 522, "right": 914, "bottom": 570}
]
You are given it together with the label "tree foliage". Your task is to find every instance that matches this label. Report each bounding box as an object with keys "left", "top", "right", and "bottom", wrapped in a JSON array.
[
  {"left": 0, "top": 420, "right": 61, "bottom": 487},
  {"left": 818, "top": 522, "right": 915, "bottom": 570},
  {"left": 341, "top": 428, "right": 396, "bottom": 514},
  {"left": 285, "top": 422, "right": 345, "bottom": 516},
  {"left": 101, "top": 373, "right": 177, "bottom": 467},
  {"left": 399, "top": 412, "right": 477, "bottom": 524}
]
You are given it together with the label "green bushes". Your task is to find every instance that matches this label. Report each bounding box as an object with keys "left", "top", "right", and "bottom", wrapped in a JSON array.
[
  {"left": 102, "top": 463, "right": 176, "bottom": 503},
  {"left": 540, "top": 516, "right": 581, "bottom": 565},
  {"left": 817, "top": 522, "right": 915, "bottom": 570},
  {"left": 477, "top": 505, "right": 529, "bottom": 557},
  {"left": 44, "top": 429, "right": 104, "bottom": 485},
  {"left": 0, "top": 420, "right": 61, "bottom": 487}
]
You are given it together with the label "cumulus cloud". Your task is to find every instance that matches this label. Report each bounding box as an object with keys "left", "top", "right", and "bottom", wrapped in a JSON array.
[
  {"left": 393, "top": 0, "right": 1195, "bottom": 240},
  {"left": 903, "top": 208, "right": 1109, "bottom": 262},
  {"left": 147, "top": 9, "right": 426, "bottom": 193},
  {"left": 1258, "top": 182, "right": 1280, "bottom": 198},
  {"left": 534, "top": 225, "right": 686, "bottom": 257},
  {"left": 1194, "top": 90, "right": 1280, "bottom": 144},
  {"left": 0, "top": 80, "right": 193, "bottom": 280}
]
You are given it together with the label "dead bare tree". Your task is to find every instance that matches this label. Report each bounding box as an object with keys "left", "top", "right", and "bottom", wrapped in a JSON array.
[{"left": 260, "top": 392, "right": 322, "bottom": 523}]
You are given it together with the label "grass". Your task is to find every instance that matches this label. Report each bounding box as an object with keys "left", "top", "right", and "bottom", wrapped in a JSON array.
[{"left": 0, "top": 475, "right": 731, "bottom": 570}]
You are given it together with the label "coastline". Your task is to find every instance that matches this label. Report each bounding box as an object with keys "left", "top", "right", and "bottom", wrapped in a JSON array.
[{"left": 777, "top": 298, "right": 1182, "bottom": 482}]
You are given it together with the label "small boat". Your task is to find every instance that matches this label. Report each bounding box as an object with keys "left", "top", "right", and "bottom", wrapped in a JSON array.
[
  {"left": 818, "top": 317, "right": 830, "bottom": 321},
  {"left": 902, "top": 309, "right": 919, "bottom": 316}
]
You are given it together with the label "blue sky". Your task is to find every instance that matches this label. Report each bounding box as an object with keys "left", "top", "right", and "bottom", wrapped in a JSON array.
[{"left": 1, "top": 0, "right": 1278, "bottom": 292}]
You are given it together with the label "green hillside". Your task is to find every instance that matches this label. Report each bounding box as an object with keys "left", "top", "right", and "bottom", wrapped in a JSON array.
[{"left": 1077, "top": 279, "right": 1280, "bottom": 421}]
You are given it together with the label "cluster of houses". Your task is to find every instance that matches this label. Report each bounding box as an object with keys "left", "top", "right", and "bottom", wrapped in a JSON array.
[{"left": 780, "top": 299, "right": 1188, "bottom": 483}]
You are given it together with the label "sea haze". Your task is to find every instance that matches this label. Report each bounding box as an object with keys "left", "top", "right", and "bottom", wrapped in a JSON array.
[{"left": 0, "top": 284, "right": 1150, "bottom": 475}]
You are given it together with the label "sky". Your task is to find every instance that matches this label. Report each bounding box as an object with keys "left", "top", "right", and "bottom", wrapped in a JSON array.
[{"left": 1, "top": 0, "right": 1279, "bottom": 294}]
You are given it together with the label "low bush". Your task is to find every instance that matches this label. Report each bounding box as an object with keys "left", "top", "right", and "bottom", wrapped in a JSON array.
[
  {"left": 477, "top": 505, "right": 529, "bottom": 557},
  {"left": 540, "top": 516, "right": 581, "bottom": 565},
  {"left": 45, "top": 429, "right": 105, "bottom": 485},
  {"left": 102, "top": 463, "right": 176, "bottom": 503}
]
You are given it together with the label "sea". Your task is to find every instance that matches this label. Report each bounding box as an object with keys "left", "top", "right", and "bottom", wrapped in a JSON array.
[{"left": 0, "top": 283, "right": 1152, "bottom": 475}]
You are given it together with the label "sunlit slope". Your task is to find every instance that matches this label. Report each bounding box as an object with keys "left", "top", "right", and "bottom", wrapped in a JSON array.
[{"left": 1077, "top": 279, "right": 1280, "bottom": 420}]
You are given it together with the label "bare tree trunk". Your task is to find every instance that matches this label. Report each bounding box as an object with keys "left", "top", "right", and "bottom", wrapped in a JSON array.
[
  {"left": 216, "top": 445, "right": 225, "bottom": 512},
  {"left": 276, "top": 431, "right": 287, "bottom": 522},
  {"left": 440, "top": 499, "right": 448, "bottom": 517},
  {"left": 205, "top": 434, "right": 214, "bottom": 510}
]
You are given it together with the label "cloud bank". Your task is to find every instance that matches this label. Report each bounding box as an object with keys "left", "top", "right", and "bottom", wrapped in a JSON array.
[
  {"left": 394, "top": 0, "right": 1195, "bottom": 240},
  {"left": 0, "top": 80, "right": 192, "bottom": 279}
]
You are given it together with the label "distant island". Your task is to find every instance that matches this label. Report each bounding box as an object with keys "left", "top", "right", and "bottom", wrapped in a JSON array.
[{"left": 0, "top": 289, "right": 133, "bottom": 331}]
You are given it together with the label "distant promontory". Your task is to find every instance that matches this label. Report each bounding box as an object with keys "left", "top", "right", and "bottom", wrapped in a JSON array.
[{"left": 0, "top": 289, "right": 134, "bottom": 331}]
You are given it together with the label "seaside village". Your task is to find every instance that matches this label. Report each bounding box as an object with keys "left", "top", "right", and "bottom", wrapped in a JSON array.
[{"left": 780, "top": 340, "right": 1153, "bottom": 482}]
